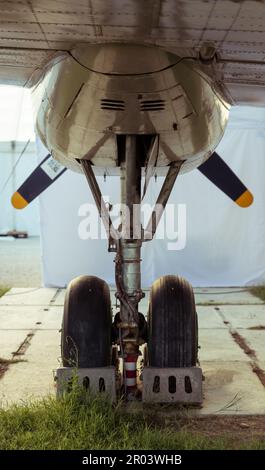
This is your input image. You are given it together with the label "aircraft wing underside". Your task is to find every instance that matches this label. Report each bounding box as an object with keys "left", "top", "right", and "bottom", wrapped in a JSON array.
[{"left": 0, "top": 0, "right": 265, "bottom": 105}]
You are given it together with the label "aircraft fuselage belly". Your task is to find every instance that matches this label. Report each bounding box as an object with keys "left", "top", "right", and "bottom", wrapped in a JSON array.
[{"left": 32, "top": 44, "right": 230, "bottom": 174}]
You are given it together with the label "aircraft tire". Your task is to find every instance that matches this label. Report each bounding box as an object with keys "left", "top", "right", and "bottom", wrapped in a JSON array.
[
  {"left": 61, "top": 275, "right": 112, "bottom": 367},
  {"left": 148, "top": 275, "right": 198, "bottom": 367}
]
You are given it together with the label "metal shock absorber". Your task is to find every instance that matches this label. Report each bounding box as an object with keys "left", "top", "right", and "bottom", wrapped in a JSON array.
[{"left": 114, "top": 135, "right": 144, "bottom": 398}]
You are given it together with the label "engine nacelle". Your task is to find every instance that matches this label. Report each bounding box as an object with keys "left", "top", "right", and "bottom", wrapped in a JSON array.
[{"left": 32, "top": 43, "right": 230, "bottom": 174}]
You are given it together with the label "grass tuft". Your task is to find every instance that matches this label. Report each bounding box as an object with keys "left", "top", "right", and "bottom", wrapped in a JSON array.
[
  {"left": 249, "top": 285, "right": 265, "bottom": 302},
  {"left": 0, "top": 287, "right": 9, "bottom": 298},
  {"left": 0, "top": 389, "right": 264, "bottom": 450}
]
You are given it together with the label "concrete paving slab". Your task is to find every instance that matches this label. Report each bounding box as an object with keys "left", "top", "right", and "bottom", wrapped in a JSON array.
[
  {"left": 54, "top": 288, "right": 66, "bottom": 306},
  {"left": 36, "top": 307, "right": 63, "bottom": 329},
  {"left": 198, "top": 329, "right": 249, "bottom": 363},
  {"left": 194, "top": 288, "right": 263, "bottom": 305},
  {"left": 0, "top": 287, "right": 265, "bottom": 414},
  {"left": 0, "top": 288, "right": 59, "bottom": 306},
  {"left": 0, "top": 330, "right": 29, "bottom": 359},
  {"left": 196, "top": 306, "right": 225, "bottom": 329},
  {"left": 0, "top": 306, "right": 62, "bottom": 330},
  {"left": 218, "top": 305, "right": 265, "bottom": 329},
  {"left": 237, "top": 330, "right": 265, "bottom": 364},
  {"left": 199, "top": 361, "right": 265, "bottom": 415},
  {"left": 0, "top": 330, "right": 60, "bottom": 406}
]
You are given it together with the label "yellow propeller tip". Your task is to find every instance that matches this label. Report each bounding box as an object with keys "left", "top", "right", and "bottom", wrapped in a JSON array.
[
  {"left": 11, "top": 192, "right": 28, "bottom": 209},
  {"left": 236, "top": 190, "right": 254, "bottom": 208}
]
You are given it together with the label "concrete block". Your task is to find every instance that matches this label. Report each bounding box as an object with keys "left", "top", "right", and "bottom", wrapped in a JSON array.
[
  {"left": 142, "top": 367, "right": 202, "bottom": 404},
  {"left": 55, "top": 367, "right": 116, "bottom": 402}
]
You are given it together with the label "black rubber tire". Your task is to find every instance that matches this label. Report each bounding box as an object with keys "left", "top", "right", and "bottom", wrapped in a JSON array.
[
  {"left": 61, "top": 275, "right": 112, "bottom": 367},
  {"left": 148, "top": 275, "right": 198, "bottom": 367}
]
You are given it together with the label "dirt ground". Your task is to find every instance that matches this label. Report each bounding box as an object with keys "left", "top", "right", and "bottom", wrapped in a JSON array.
[
  {"left": 0, "top": 237, "right": 41, "bottom": 287},
  {"left": 156, "top": 414, "right": 265, "bottom": 446},
  {"left": 182, "top": 415, "right": 265, "bottom": 435}
]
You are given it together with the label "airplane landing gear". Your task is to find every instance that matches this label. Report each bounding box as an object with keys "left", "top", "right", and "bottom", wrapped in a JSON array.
[{"left": 56, "top": 135, "right": 202, "bottom": 404}]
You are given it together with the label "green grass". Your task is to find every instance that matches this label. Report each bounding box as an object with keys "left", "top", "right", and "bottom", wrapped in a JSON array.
[
  {"left": 0, "top": 390, "right": 264, "bottom": 450},
  {"left": 0, "top": 286, "right": 9, "bottom": 298},
  {"left": 249, "top": 285, "right": 265, "bottom": 302}
]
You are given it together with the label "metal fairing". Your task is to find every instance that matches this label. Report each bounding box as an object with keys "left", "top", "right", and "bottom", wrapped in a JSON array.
[{"left": 32, "top": 44, "right": 230, "bottom": 174}]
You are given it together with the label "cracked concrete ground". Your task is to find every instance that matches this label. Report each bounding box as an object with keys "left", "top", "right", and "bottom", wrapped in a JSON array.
[{"left": 0, "top": 287, "right": 265, "bottom": 414}]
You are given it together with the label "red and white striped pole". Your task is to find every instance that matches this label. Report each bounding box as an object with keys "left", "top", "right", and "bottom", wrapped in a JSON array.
[{"left": 124, "top": 353, "right": 138, "bottom": 398}]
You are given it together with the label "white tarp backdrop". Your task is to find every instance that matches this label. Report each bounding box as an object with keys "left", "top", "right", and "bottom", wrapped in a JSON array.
[{"left": 38, "top": 106, "right": 265, "bottom": 288}]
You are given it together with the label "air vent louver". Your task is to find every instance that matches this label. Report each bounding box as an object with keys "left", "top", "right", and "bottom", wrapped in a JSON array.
[
  {"left": 140, "top": 99, "right": 165, "bottom": 111},
  {"left": 101, "top": 99, "right": 125, "bottom": 111}
]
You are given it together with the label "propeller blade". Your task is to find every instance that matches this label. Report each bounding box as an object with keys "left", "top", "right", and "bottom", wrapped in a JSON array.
[
  {"left": 11, "top": 154, "right": 67, "bottom": 209},
  {"left": 198, "top": 152, "right": 253, "bottom": 208}
]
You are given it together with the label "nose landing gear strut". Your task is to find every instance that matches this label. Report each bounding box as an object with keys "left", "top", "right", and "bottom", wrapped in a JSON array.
[{"left": 56, "top": 134, "right": 202, "bottom": 405}]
